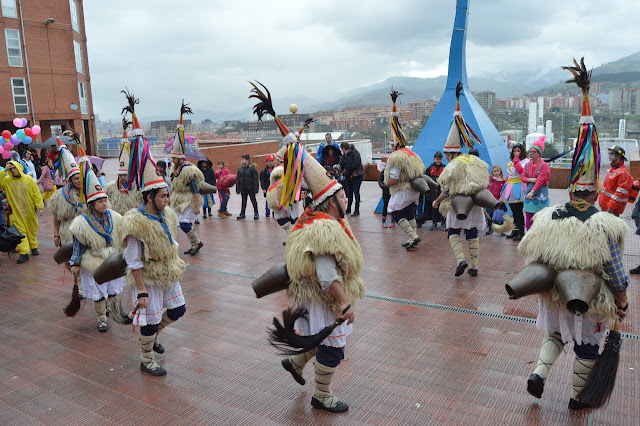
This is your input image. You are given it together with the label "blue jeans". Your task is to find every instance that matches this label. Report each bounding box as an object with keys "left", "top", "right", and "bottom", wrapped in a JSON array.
[{"left": 220, "top": 192, "right": 229, "bottom": 212}]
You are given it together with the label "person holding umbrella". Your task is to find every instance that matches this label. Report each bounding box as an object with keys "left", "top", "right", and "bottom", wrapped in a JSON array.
[{"left": 168, "top": 101, "right": 205, "bottom": 255}]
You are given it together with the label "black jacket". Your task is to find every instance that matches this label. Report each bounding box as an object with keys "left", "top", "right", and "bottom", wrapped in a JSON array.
[
  {"left": 260, "top": 166, "right": 274, "bottom": 191},
  {"left": 338, "top": 147, "right": 364, "bottom": 178},
  {"left": 236, "top": 164, "right": 259, "bottom": 194},
  {"left": 202, "top": 168, "right": 216, "bottom": 186},
  {"left": 378, "top": 169, "right": 390, "bottom": 196}
]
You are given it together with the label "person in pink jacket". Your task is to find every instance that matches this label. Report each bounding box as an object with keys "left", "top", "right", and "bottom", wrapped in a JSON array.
[
  {"left": 214, "top": 160, "right": 230, "bottom": 208},
  {"left": 36, "top": 159, "right": 58, "bottom": 203},
  {"left": 522, "top": 136, "right": 551, "bottom": 231}
]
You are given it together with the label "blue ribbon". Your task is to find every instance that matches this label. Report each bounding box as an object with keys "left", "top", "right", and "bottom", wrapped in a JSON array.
[{"left": 137, "top": 206, "right": 173, "bottom": 244}]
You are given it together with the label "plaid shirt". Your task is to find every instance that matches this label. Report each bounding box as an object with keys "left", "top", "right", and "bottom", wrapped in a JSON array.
[{"left": 603, "top": 238, "right": 629, "bottom": 292}]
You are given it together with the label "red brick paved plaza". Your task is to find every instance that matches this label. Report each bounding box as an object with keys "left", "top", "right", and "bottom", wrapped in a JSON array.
[{"left": 0, "top": 160, "right": 638, "bottom": 425}]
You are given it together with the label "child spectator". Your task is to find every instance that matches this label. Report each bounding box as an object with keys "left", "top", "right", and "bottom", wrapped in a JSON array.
[
  {"left": 37, "top": 159, "right": 57, "bottom": 204},
  {"left": 377, "top": 162, "right": 394, "bottom": 228},
  {"left": 426, "top": 151, "right": 445, "bottom": 230},
  {"left": 236, "top": 154, "right": 259, "bottom": 220},
  {"left": 260, "top": 155, "right": 276, "bottom": 217},
  {"left": 215, "top": 160, "right": 230, "bottom": 208},
  {"left": 198, "top": 159, "right": 216, "bottom": 218},
  {"left": 485, "top": 164, "right": 506, "bottom": 235}
]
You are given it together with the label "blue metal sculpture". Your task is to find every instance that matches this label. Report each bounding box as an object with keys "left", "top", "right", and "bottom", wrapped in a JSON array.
[{"left": 412, "top": 0, "right": 510, "bottom": 169}]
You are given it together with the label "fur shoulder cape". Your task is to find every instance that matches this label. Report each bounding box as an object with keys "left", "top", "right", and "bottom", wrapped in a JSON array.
[
  {"left": 105, "top": 181, "right": 143, "bottom": 215},
  {"left": 69, "top": 210, "right": 121, "bottom": 273},
  {"left": 285, "top": 214, "right": 365, "bottom": 314},
  {"left": 170, "top": 163, "right": 204, "bottom": 214},
  {"left": 384, "top": 149, "right": 426, "bottom": 195},
  {"left": 48, "top": 185, "right": 86, "bottom": 243},
  {"left": 518, "top": 205, "right": 628, "bottom": 322},
  {"left": 439, "top": 154, "right": 489, "bottom": 196},
  {"left": 113, "top": 207, "right": 186, "bottom": 288}
]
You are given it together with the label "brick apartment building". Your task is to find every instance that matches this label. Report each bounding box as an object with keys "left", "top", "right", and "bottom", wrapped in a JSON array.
[{"left": 0, "top": 0, "right": 96, "bottom": 153}]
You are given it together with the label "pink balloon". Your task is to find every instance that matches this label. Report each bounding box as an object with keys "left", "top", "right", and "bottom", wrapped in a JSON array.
[
  {"left": 2, "top": 150, "right": 11, "bottom": 159},
  {"left": 21, "top": 118, "right": 28, "bottom": 128},
  {"left": 0, "top": 145, "right": 4, "bottom": 154},
  {"left": 4, "top": 142, "right": 14, "bottom": 151},
  {"left": 32, "top": 125, "right": 41, "bottom": 135},
  {"left": 12, "top": 118, "right": 22, "bottom": 127}
]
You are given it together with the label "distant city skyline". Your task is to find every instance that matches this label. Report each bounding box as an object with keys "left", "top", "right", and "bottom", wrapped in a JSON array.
[{"left": 85, "top": 0, "right": 639, "bottom": 122}]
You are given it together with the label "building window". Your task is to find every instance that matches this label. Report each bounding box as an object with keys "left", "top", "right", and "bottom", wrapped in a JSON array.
[
  {"left": 69, "top": 0, "right": 79, "bottom": 33},
  {"left": 11, "top": 78, "right": 28, "bottom": 114},
  {"left": 1, "top": 0, "right": 17, "bottom": 18},
  {"left": 73, "top": 40, "right": 83, "bottom": 73},
  {"left": 78, "top": 82, "right": 88, "bottom": 114},
  {"left": 5, "top": 28, "right": 22, "bottom": 67}
]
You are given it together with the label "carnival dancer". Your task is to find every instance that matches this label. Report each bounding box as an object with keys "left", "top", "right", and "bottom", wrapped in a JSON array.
[
  {"left": 384, "top": 89, "right": 426, "bottom": 249},
  {"left": 168, "top": 100, "right": 205, "bottom": 255},
  {"left": 433, "top": 82, "right": 489, "bottom": 276},
  {"left": 501, "top": 142, "right": 529, "bottom": 240},
  {"left": 69, "top": 163, "right": 124, "bottom": 332},
  {"left": 114, "top": 90, "right": 187, "bottom": 376},
  {"left": 267, "top": 165, "right": 300, "bottom": 233},
  {"left": 598, "top": 145, "right": 633, "bottom": 217},
  {"left": 104, "top": 117, "right": 143, "bottom": 215},
  {"left": 519, "top": 58, "right": 629, "bottom": 410},
  {"left": 250, "top": 81, "right": 365, "bottom": 413}
]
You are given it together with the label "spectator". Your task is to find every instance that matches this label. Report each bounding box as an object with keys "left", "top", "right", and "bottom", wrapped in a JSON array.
[
  {"left": 216, "top": 172, "right": 235, "bottom": 217},
  {"left": 46, "top": 144, "right": 60, "bottom": 164},
  {"left": 316, "top": 133, "right": 341, "bottom": 162},
  {"left": 157, "top": 160, "right": 171, "bottom": 191},
  {"left": 37, "top": 159, "right": 57, "bottom": 203},
  {"left": 522, "top": 136, "right": 550, "bottom": 231},
  {"left": 320, "top": 144, "right": 342, "bottom": 168},
  {"left": 501, "top": 143, "right": 529, "bottom": 241},
  {"left": 92, "top": 163, "right": 106, "bottom": 188},
  {"left": 485, "top": 165, "right": 506, "bottom": 235},
  {"left": 338, "top": 142, "right": 364, "bottom": 216},
  {"left": 11, "top": 151, "right": 35, "bottom": 180},
  {"left": 599, "top": 145, "right": 633, "bottom": 217},
  {"left": 260, "top": 155, "right": 276, "bottom": 218},
  {"left": 215, "top": 160, "right": 230, "bottom": 207},
  {"left": 0, "top": 161, "right": 44, "bottom": 263},
  {"left": 426, "top": 151, "right": 446, "bottom": 230},
  {"left": 236, "top": 154, "right": 259, "bottom": 220},
  {"left": 198, "top": 159, "right": 216, "bottom": 218},
  {"left": 377, "top": 162, "right": 393, "bottom": 228}
]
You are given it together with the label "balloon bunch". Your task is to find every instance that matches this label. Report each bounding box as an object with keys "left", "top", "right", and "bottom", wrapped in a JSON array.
[{"left": 0, "top": 117, "right": 41, "bottom": 159}]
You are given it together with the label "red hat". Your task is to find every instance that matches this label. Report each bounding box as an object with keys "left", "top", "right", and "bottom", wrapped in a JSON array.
[{"left": 266, "top": 154, "right": 275, "bottom": 162}]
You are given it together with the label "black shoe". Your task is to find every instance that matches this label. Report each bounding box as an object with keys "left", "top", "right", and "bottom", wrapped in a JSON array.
[
  {"left": 468, "top": 268, "right": 478, "bottom": 276},
  {"left": 31, "top": 248, "right": 40, "bottom": 256},
  {"left": 195, "top": 219, "right": 200, "bottom": 224},
  {"left": 16, "top": 254, "right": 29, "bottom": 264},
  {"left": 153, "top": 343, "right": 165, "bottom": 354},
  {"left": 266, "top": 212, "right": 270, "bottom": 218},
  {"left": 190, "top": 242, "right": 204, "bottom": 255},
  {"left": 402, "top": 241, "right": 411, "bottom": 248},
  {"left": 203, "top": 212, "right": 207, "bottom": 218},
  {"left": 237, "top": 214, "right": 246, "bottom": 220},
  {"left": 311, "top": 396, "right": 349, "bottom": 413},
  {"left": 568, "top": 398, "right": 593, "bottom": 410},
  {"left": 486, "top": 229, "right": 492, "bottom": 235},
  {"left": 505, "top": 232, "right": 515, "bottom": 239},
  {"left": 527, "top": 373, "right": 544, "bottom": 399},
  {"left": 78, "top": 293, "right": 85, "bottom": 300},
  {"left": 281, "top": 358, "right": 305, "bottom": 385},
  {"left": 630, "top": 266, "right": 640, "bottom": 274},
  {"left": 430, "top": 223, "right": 437, "bottom": 231},
  {"left": 140, "top": 362, "right": 167, "bottom": 376},
  {"left": 183, "top": 247, "right": 194, "bottom": 255},
  {"left": 208, "top": 208, "right": 212, "bottom": 216},
  {"left": 513, "top": 232, "right": 523, "bottom": 241},
  {"left": 455, "top": 260, "right": 468, "bottom": 277},
  {"left": 351, "top": 211, "right": 360, "bottom": 217},
  {"left": 254, "top": 213, "right": 259, "bottom": 220}
]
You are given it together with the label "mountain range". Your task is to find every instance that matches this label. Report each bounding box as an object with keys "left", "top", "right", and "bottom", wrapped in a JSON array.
[{"left": 187, "top": 51, "right": 640, "bottom": 122}]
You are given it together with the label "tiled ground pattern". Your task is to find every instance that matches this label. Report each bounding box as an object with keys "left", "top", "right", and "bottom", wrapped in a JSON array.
[{"left": 0, "top": 159, "right": 638, "bottom": 425}]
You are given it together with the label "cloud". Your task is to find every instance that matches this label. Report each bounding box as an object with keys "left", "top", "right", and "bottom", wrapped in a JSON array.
[{"left": 84, "top": 0, "right": 640, "bottom": 122}]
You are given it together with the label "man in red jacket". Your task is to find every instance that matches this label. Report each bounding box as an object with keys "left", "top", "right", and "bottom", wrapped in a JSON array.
[{"left": 599, "top": 145, "right": 633, "bottom": 216}]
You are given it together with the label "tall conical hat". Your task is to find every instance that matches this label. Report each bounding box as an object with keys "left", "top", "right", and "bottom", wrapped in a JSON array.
[
  {"left": 121, "top": 89, "right": 167, "bottom": 192},
  {"left": 249, "top": 81, "right": 318, "bottom": 207},
  {"left": 170, "top": 100, "right": 193, "bottom": 158},
  {"left": 563, "top": 58, "right": 600, "bottom": 192},
  {"left": 118, "top": 117, "right": 132, "bottom": 175},
  {"left": 443, "top": 81, "right": 482, "bottom": 153},
  {"left": 305, "top": 153, "right": 342, "bottom": 206},
  {"left": 389, "top": 88, "right": 406, "bottom": 148},
  {"left": 79, "top": 161, "right": 106, "bottom": 204},
  {"left": 77, "top": 145, "right": 89, "bottom": 166},
  {"left": 55, "top": 137, "right": 80, "bottom": 179}
]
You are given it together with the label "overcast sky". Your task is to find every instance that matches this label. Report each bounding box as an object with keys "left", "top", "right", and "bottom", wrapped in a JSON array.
[{"left": 84, "top": 0, "right": 638, "bottom": 122}]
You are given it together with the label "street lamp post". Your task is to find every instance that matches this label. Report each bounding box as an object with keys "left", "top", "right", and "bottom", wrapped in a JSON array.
[{"left": 383, "top": 131, "right": 387, "bottom": 153}]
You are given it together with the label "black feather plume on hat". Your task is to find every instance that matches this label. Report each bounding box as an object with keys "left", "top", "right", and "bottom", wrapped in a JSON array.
[
  {"left": 456, "top": 81, "right": 464, "bottom": 101},
  {"left": 121, "top": 88, "right": 139, "bottom": 115},
  {"left": 249, "top": 81, "right": 277, "bottom": 121},
  {"left": 180, "top": 99, "right": 193, "bottom": 116},
  {"left": 302, "top": 118, "right": 314, "bottom": 129},
  {"left": 122, "top": 117, "right": 131, "bottom": 132},
  {"left": 390, "top": 87, "right": 403, "bottom": 104},
  {"left": 562, "top": 57, "right": 591, "bottom": 96}
]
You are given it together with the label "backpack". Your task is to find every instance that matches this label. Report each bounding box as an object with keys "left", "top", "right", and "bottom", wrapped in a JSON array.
[{"left": 0, "top": 225, "right": 25, "bottom": 253}]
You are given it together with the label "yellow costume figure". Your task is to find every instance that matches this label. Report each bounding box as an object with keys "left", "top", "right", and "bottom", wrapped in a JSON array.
[{"left": 0, "top": 161, "right": 44, "bottom": 263}]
